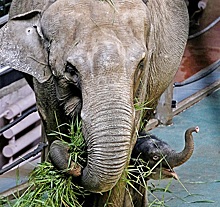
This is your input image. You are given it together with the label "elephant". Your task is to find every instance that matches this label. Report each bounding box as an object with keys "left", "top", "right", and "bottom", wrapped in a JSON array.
[
  {"left": 131, "top": 126, "right": 199, "bottom": 180},
  {"left": 0, "top": 0, "right": 189, "bottom": 195},
  {"left": 122, "top": 126, "right": 199, "bottom": 207}
]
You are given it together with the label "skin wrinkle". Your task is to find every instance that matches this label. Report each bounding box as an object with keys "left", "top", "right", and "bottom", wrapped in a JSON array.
[
  {"left": 80, "top": 79, "right": 134, "bottom": 184},
  {"left": 89, "top": 135, "right": 131, "bottom": 146},
  {"left": 86, "top": 137, "right": 129, "bottom": 148},
  {"left": 88, "top": 103, "right": 133, "bottom": 119},
  {"left": 91, "top": 153, "right": 128, "bottom": 163},
  {"left": 91, "top": 159, "right": 129, "bottom": 168},
  {"left": 86, "top": 120, "right": 130, "bottom": 139},
  {"left": 90, "top": 107, "right": 132, "bottom": 120},
  {"left": 93, "top": 164, "right": 128, "bottom": 173},
  {"left": 91, "top": 165, "right": 127, "bottom": 176},
  {"left": 81, "top": 97, "right": 133, "bottom": 116},
  {"left": 86, "top": 124, "right": 132, "bottom": 136},
  {"left": 55, "top": 77, "right": 82, "bottom": 117},
  {"left": 87, "top": 159, "right": 127, "bottom": 174},
  {"left": 86, "top": 133, "right": 131, "bottom": 146},
  {"left": 82, "top": 79, "right": 133, "bottom": 99},
  {"left": 82, "top": 117, "right": 133, "bottom": 141},
  {"left": 92, "top": 150, "right": 130, "bottom": 158},
  {"left": 85, "top": 136, "right": 131, "bottom": 150},
  {"left": 91, "top": 160, "right": 128, "bottom": 169},
  {"left": 87, "top": 146, "right": 130, "bottom": 158},
  {"left": 64, "top": 98, "right": 81, "bottom": 117},
  {"left": 81, "top": 95, "right": 134, "bottom": 125},
  {"left": 83, "top": 157, "right": 127, "bottom": 186}
]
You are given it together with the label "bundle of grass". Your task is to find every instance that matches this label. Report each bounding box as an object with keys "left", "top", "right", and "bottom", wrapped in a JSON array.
[
  {"left": 5, "top": 119, "right": 89, "bottom": 207},
  {"left": 125, "top": 154, "right": 164, "bottom": 192}
]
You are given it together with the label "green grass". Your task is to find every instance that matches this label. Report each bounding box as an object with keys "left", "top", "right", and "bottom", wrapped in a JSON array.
[
  {"left": 124, "top": 156, "right": 176, "bottom": 207},
  {"left": 3, "top": 120, "right": 89, "bottom": 207},
  {"left": 134, "top": 99, "right": 153, "bottom": 130},
  {"left": 8, "top": 162, "right": 88, "bottom": 207},
  {"left": 48, "top": 119, "right": 87, "bottom": 169}
]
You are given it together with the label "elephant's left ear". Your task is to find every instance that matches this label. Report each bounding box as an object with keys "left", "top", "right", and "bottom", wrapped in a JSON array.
[{"left": 0, "top": 10, "right": 51, "bottom": 83}]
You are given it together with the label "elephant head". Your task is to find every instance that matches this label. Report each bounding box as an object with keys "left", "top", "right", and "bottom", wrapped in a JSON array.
[
  {"left": 0, "top": 0, "right": 188, "bottom": 193},
  {"left": 132, "top": 126, "right": 199, "bottom": 180}
]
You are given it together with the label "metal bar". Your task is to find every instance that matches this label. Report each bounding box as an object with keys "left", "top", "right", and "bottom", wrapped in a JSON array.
[
  {"left": 2, "top": 125, "right": 41, "bottom": 158},
  {"left": 4, "top": 93, "right": 36, "bottom": 120},
  {"left": 0, "top": 142, "right": 47, "bottom": 175},
  {"left": 0, "top": 106, "right": 37, "bottom": 134},
  {"left": 174, "top": 59, "right": 220, "bottom": 87},
  {"left": 3, "top": 112, "right": 40, "bottom": 139},
  {"left": 0, "top": 14, "right": 8, "bottom": 25}
]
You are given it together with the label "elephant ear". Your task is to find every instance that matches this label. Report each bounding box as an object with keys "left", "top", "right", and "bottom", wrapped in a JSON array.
[
  {"left": 0, "top": 10, "right": 51, "bottom": 83},
  {"left": 145, "top": 0, "right": 189, "bottom": 103}
]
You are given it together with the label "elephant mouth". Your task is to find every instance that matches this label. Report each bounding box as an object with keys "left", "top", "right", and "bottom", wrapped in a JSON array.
[
  {"left": 162, "top": 168, "right": 178, "bottom": 180},
  {"left": 149, "top": 167, "right": 178, "bottom": 180}
]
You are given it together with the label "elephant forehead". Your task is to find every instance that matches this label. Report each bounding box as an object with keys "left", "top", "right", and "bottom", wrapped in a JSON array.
[{"left": 41, "top": 0, "right": 148, "bottom": 41}]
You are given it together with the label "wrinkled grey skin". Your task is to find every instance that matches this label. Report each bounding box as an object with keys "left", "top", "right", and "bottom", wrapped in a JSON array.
[{"left": 0, "top": 0, "right": 189, "bottom": 193}]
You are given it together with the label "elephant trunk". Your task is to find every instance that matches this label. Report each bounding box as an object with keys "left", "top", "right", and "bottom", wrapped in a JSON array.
[
  {"left": 80, "top": 82, "right": 134, "bottom": 193},
  {"left": 167, "top": 126, "right": 199, "bottom": 168}
]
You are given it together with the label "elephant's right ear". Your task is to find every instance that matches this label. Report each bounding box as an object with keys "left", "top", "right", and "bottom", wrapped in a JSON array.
[{"left": 0, "top": 10, "right": 51, "bottom": 83}]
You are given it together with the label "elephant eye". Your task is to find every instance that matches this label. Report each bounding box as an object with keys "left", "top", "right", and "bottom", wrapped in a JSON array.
[
  {"left": 65, "top": 63, "right": 79, "bottom": 84},
  {"left": 152, "top": 155, "right": 160, "bottom": 161}
]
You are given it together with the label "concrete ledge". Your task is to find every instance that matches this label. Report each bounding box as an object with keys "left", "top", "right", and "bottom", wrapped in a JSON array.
[
  {"left": 0, "top": 158, "right": 40, "bottom": 199},
  {"left": 0, "top": 182, "right": 29, "bottom": 200}
]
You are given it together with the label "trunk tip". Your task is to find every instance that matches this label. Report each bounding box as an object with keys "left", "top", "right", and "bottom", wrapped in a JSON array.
[
  {"left": 194, "top": 126, "right": 199, "bottom": 133},
  {"left": 195, "top": 126, "right": 199, "bottom": 133},
  {"left": 187, "top": 126, "right": 199, "bottom": 134},
  {"left": 50, "top": 140, "right": 81, "bottom": 176}
]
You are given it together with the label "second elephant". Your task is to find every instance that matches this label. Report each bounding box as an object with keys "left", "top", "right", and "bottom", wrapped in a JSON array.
[{"left": 124, "top": 126, "right": 199, "bottom": 207}]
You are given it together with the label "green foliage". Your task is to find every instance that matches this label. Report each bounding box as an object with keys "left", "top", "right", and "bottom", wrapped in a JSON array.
[
  {"left": 48, "top": 119, "right": 87, "bottom": 169},
  {"left": 4, "top": 120, "right": 89, "bottom": 207},
  {"left": 124, "top": 156, "right": 173, "bottom": 206},
  {"left": 8, "top": 162, "right": 88, "bottom": 207},
  {"left": 123, "top": 150, "right": 211, "bottom": 206},
  {"left": 127, "top": 160, "right": 215, "bottom": 206}
]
